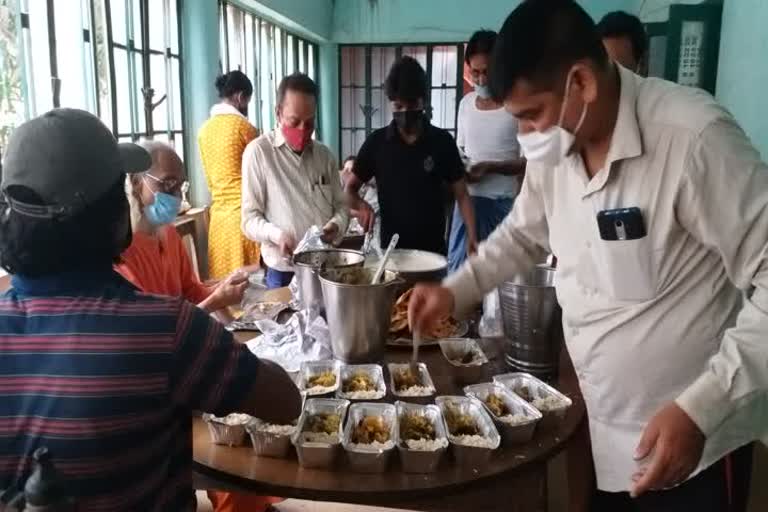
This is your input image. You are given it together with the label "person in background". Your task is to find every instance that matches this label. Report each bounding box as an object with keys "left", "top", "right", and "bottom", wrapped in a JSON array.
[
  {"left": 116, "top": 141, "right": 248, "bottom": 324},
  {"left": 410, "top": 1, "right": 765, "bottom": 510},
  {"left": 198, "top": 70, "right": 261, "bottom": 279},
  {"left": 448, "top": 30, "right": 526, "bottom": 272},
  {"left": 242, "top": 73, "right": 349, "bottom": 289},
  {"left": 347, "top": 56, "right": 477, "bottom": 256},
  {"left": 0, "top": 109, "right": 301, "bottom": 511},
  {"left": 597, "top": 11, "right": 648, "bottom": 75},
  {"left": 339, "top": 155, "right": 356, "bottom": 186}
]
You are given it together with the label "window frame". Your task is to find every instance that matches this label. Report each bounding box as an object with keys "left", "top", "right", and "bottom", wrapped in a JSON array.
[{"left": 337, "top": 42, "right": 464, "bottom": 158}]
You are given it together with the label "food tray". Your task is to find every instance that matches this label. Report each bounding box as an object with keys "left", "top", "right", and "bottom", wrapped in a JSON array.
[
  {"left": 463, "top": 383, "right": 542, "bottom": 445},
  {"left": 493, "top": 372, "right": 573, "bottom": 430},
  {"left": 246, "top": 419, "right": 296, "bottom": 458},
  {"left": 435, "top": 396, "right": 500, "bottom": 469},
  {"left": 298, "top": 360, "right": 341, "bottom": 397},
  {"left": 202, "top": 413, "right": 251, "bottom": 447},
  {"left": 342, "top": 402, "right": 397, "bottom": 473},
  {"left": 336, "top": 364, "right": 387, "bottom": 401},
  {"left": 387, "top": 362, "right": 437, "bottom": 404},
  {"left": 439, "top": 338, "right": 489, "bottom": 385},
  {"left": 395, "top": 401, "right": 448, "bottom": 473},
  {"left": 387, "top": 320, "right": 469, "bottom": 347},
  {"left": 292, "top": 398, "right": 350, "bottom": 469}
]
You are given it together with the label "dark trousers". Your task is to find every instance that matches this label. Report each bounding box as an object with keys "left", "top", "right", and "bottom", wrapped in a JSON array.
[
  {"left": 592, "top": 443, "right": 753, "bottom": 512},
  {"left": 265, "top": 267, "right": 294, "bottom": 289}
]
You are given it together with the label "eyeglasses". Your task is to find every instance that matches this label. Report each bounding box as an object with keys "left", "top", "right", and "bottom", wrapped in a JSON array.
[{"left": 143, "top": 173, "right": 182, "bottom": 194}]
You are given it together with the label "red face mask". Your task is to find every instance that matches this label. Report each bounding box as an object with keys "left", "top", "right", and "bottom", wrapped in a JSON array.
[{"left": 281, "top": 124, "right": 313, "bottom": 152}]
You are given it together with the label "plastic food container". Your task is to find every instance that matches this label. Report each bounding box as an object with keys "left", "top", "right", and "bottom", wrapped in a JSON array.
[
  {"left": 493, "top": 372, "right": 572, "bottom": 430},
  {"left": 396, "top": 401, "right": 448, "bottom": 473},
  {"left": 463, "top": 382, "right": 542, "bottom": 445},
  {"left": 438, "top": 338, "right": 489, "bottom": 385},
  {"left": 342, "top": 402, "right": 397, "bottom": 473},
  {"left": 292, "top": 398, "right": 350, "bottom": 469},
  {"left": 336, "top": 364, "right": 387, "bottom": 401},
  {"left": 388, "top": 362, "right": 436, "bottom": 404},
  {"left": 202, "top": 413, "right": 252, "bottom": 447},
  {"left": 298, "top": 360, "right": 341, "bottom": 397},
  {"left": 246, "top": 419, "right": 296, "bottom": 458},
  {"left": 435, "top": 396, "right": 500, "bottom": 469}
]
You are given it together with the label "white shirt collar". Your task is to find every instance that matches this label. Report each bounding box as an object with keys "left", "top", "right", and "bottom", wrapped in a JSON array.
[{"left": 209, "top": 103, "right": 247, "bottom": 119}]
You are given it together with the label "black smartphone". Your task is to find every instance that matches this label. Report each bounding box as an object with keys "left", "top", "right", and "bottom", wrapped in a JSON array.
[{"left": 596, "top": 207, "right": 646, "bottom": 241}]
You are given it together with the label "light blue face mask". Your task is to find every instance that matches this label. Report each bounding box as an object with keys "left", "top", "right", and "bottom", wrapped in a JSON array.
[
  {"left": 144, "top": 191, "right": 181, "bottom": 226},
  {"left": 474, "top": 83, "right": 492, "bottom": 99}
]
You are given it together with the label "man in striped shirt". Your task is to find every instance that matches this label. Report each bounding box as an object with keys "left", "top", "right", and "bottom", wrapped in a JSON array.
[{"left": 0, "top": 109, "right": 302, "bottom": 511}]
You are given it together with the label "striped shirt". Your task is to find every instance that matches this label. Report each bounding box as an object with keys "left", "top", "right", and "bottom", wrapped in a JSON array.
[
  {"left": 241, "top": 129, "right": 350, "bottom": 271},
  {"left": 0, "top": 268, "right": 260, "bottom": 511}
]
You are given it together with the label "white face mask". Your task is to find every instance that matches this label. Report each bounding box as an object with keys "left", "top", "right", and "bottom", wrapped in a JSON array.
[
  {"left": 516, "top": 70, "right": 588, "bottom": 167},
  {"left": 474, "top": 83, "right": 492, "bottom": 99}
]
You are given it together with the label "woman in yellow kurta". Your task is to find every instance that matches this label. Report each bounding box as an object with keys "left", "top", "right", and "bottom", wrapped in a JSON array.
[{"left": 198, "top": 71, "right": 261, "bottom": 279}]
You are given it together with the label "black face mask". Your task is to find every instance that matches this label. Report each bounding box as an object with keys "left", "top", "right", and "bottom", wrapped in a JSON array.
[{"left": 393, "top": 110, "right": 424, "bottom": 135}]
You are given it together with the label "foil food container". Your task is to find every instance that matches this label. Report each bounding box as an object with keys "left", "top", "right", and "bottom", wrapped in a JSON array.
[
  {"left": 298, "top": 360, "right": 341, "bottom": 397},
  {"left": 388, "top": 362, "right": 437, "bottom": 404},
  {"left": 463, "top": 382, "right": 542, "bottom": 445},
  {"left": 342, "top": 402, "right": 397, "bottom": 473},
  {"left": 493, "top": 372, "right": 573, "bottom": 430},
  {"left": 336, "top": 364, "right": 387, "bottom": 401},
  {"left": 395, "top": 401, "right": 448, "bottom": 474},
  {"left": 292, "top": 398, "right": 350, "bottom": 469},
  {"left": 202, "top": 413, "right": 251, "bottom": 447},
  {"left": 438, "top": 338, "right": 489, "bottom": 385},
  {"left": 435, "top": 396, "right": 500, "bottom": 470},
  {"left": 246, "top": 419, "right": 296, "bottom": 458}
]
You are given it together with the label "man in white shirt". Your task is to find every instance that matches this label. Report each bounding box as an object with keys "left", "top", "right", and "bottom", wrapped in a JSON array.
[
  {"left": 410, "top": 1, "right": 765, "bottom": 510},
  {"left": 241, "top": 73, "right": 348, "bottom": 288},
  {"left": 448, "top": 30, "right": 526, "bottom": 272}
]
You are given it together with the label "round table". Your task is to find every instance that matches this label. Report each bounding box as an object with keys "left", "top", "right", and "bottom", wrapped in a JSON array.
[{"left": 193, "top": 334, "right": 585, "bottom": 512}]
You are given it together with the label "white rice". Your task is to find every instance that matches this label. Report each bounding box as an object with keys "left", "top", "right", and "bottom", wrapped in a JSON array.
[
  {"left": 451, "top": 434, "right": 496, "bottom": 448},
  {"left": 209, "top": 413, "right": 252, "bottom": 426},
  {"left": 339, "top": 389, "right": 385, "bottom": 400},
  {"left": 255, "top": 424, "right": 296, "bottom": 436},
  {"left": 532, "top": 395, "right": 567, "bottom": 411},
  {"left": 404, "top": 438, "right": 449, "bottom": 451},
  {"left": 395, "top": 385, "right": 435, "bottom": 397},
  {"left": 300, "top": 432, "right": 339, "bottom": 445},
  {"left": 347, "top": 440, "right": 395, "bottom": 451},
  {"left": 497, "top": 414, "right": 531, "bottom": 426},
  {"left": 305, "top": 385, "right": 336, "bottom": 395}
]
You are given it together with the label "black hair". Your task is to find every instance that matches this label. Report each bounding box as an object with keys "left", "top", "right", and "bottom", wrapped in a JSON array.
[
  {"left": 343, "top": 155, "right": 356, "bottom": 165},
  {"left": 276, "top": 73, "right": 318, "bottom": 108},
  {"left": 384, "top": 56, "right": 428, "bottom": 104},
  {"left": 597, "top": 11, "right": 648, "bottom": 63},
  {"left": 465, "top": 30, "right": 498, "bottom": 64},
  {"left": 489, "top": 0, "right": 609, "bottom": 100},
  {"left": 0, "top": 177, "right": 131, "bottom": 277},
  {"left": 215, "top": 70, "right": 253, "bottom": 99}
]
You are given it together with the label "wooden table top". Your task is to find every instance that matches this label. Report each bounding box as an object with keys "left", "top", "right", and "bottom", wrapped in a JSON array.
[{"left": 193, "top": 328, "right": 585, "bottom": 504}]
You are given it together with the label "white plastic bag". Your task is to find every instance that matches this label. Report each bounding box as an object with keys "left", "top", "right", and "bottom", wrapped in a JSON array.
[{"left": 293, "top": 225, "right": 332, "bottom": 255}]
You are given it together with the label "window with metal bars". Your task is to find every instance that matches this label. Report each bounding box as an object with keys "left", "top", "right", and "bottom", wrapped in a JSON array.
[
  {"left": 338, "top": 43, "right": 464, "bottom": 159},
  {"left": 218, "top": 0, "right": 320, "bottom": 136},
  {"left": 0, "top": 0, "right": 185, "bottom": 160}
]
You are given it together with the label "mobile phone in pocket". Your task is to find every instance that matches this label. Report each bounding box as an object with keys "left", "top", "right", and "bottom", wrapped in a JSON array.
[{"left": 597, "top": 207, "right": 646, "bottom": 241}]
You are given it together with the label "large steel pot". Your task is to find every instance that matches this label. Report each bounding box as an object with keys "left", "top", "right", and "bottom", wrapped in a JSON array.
[
  {"left": 498, "top": 265, "right": 562, "bottom": 377},
  {"left": 319, "top": 268, "right": 402, "bottom": 363},
  {"left": 293, "top": 249, "right": 365, "bottom": 312}
]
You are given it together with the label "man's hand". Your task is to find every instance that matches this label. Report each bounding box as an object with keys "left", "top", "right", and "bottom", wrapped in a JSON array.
[
  {"left": 277, "top": 232, "right": 297, "bottom": 257},
  {"left": 467, "top": 236, "right": 479, "bottom": 256},
  {"left": 351, "top": 200, "right": 375, "bottom": 233},
  {"left": 630, "top": 402, "right": 705, "bottom": 498},
  {"left": 468, "top": 162, "right": 494, "bottom": 183},
  {"left": 408, "top": 284, "right": 456, "bottom": 333},
  {"left": 321, "top": 222, "right": 340, "bottom": 243},
  {"left": 207, "top": 270, "right": 249, "bottom": 311}
]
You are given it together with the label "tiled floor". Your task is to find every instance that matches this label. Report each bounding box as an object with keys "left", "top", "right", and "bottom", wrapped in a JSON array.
[{"left": 197, "top": 444, "right": 768, "bottom": 512}]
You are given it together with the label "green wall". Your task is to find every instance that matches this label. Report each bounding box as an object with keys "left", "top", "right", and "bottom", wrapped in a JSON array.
[{"left": 716, "top": 0, "right": 768, "bottom": 157}]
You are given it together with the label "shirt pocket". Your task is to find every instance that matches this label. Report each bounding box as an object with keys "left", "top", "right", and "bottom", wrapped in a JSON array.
[{"left": 596, "top": 236, "right": 658, "bottom": 301}]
